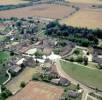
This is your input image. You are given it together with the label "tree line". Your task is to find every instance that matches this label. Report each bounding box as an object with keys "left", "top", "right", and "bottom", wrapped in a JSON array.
[{"left": 45, "top": 21, "right": 102, "bottom": 47}]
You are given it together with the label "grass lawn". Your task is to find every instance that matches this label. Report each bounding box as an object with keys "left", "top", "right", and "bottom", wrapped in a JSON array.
[
  {"left": 0, "top": 51, "right": 10, "bottom": 84},
  {"left": 6, "top": 67, "right": 39, "bottom": 93},
  {"left": 60, "top": 60, "right": 102, "bottom": 90},
  {"left": 87, "top": 96, "right": 93, "bottom": 100},
  {"left": 0, "top": 35, "right": 5, "bottom": 41}
]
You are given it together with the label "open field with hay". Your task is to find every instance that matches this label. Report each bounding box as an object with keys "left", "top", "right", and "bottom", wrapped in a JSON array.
[
  {"left": 0, "top": 0, "right": 29, "bottom": 5},
  {"left": 0, "top": 4, "right": 75, "bottom": 19},
  {"left": 8, "top": 81, "right": 63, "bottom": 100},
  {"left": 61, "top": 9, "right": 102, "bottom": 29},
  {"left": 66, "top": 0, "right": 102, "bottom": 4}
]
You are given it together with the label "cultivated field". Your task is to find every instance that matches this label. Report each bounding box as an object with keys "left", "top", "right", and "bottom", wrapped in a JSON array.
[
  {"left": 8, "top": 81, "right": 63, "bottom": 100},
  {"left": 60, "top": 60, "right": 102, "bottom": 90},
  {"left": 0, "top": 4, "right": 75, "bottom": 19},
  {"left": 0, "top": 0, "right": 29, "bottom": 5},
  {"left": 61, "top": 9, "right": 102, "bottom": 29},
  {"left": 66, "top": 0, "right": 102, "bottom": 4},
  {"left": 6, "top": 67, "right": 39, "bottom": 93}
]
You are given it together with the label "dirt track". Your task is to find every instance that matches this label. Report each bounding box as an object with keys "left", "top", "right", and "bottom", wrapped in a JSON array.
[{"left": 8, "top": 81, "right": 63, "bottom": 100}]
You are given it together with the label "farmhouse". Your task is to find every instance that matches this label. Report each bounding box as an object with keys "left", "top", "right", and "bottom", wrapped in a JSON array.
[
  {"left": 93, "top": 47, "right": 102, "bottom": 63},
  {"left": 59, "top": 77, "right": 70, "bottom": 86},
  {"left": 51, "top": 77, "right": 70, "bottom": 86},
  {"left": 67, "top": 90, "right": 79, "bottom": 98}
]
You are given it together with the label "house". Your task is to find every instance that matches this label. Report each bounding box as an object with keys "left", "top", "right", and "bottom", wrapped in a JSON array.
[
  {"left": 59, "top": 77, "right": 70, "bottom": 86},
  {"left": 51, "top": 77, "right": 70, "bottom": 86},
  {"left": 67, "top": 90, "right": 79, "bottom": 98},
  {"left": 23, "top": 57, "right": 36, "bottom": 67},
  {"left": 51, "top": 78, "right": 60, "bottom": 85},
  {"left": 26, "top": 48, "right": 37, "bottom": 55},
  {"left": 9, "top": 65, "right": 22, "bottom": 74},
  {"left": 16, "top": 58, "right": 25, "bottom": 65}
]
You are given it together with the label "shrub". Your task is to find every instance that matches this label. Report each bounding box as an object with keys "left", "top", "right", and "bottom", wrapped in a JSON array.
[
  {"left": 20, "top": 81, "right": 26, "bottom": 88},
  {"left": 96, "top": 63, "right": 102, "bottom": 70},
  {"left": 73, "top": 49, "right": 80, "bottom": 55},
  {"left": 76, "top": 56, "right": 83, "bottom": 63}
]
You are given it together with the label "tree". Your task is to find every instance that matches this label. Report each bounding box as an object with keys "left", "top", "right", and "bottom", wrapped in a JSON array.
[
  {"left": 83, "top": 56, "right": 88, "bottom": 65},
  {"left": 0, "top": 86, "right": 12, "bottom": 99},
  {"left": 20, "top": 81, "right": 26, "bottom": 88},
  {"left": 76, "top": 56, "right": 83, "bottom": 63},
  {"left": 1, "top": 85, "right": 6, "bottom": 92},
  {"left": 35, "top": 51, "right": 43, "bottom": 58},
  {"left": 10, "top": 51, "right": 15, "bottom": 56},
  {"left": 73, "top": 49, "right": 80, "bottom": 55},
  {"left": 76, "top": 84, "right": 80, "bottom": 90},
  {"left": 96, "top": 63, "right": 102, "bottom": 70}
]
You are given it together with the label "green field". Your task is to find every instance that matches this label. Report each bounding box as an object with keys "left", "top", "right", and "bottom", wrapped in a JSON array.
[
  {"left": 60, "top": 60, "right": 102, "bottom": 90},
  {"left": 0, "top": 51, "right": 10, "bottom": 84}
]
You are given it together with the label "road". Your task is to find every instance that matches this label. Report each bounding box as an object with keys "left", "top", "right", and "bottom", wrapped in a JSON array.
[{"left": 55, "top": 59, "right": 94, "bottom": 100}]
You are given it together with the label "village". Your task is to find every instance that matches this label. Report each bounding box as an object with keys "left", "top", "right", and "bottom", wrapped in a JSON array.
[
  {"left": 0, "top": 0, "right": 102, "bottom": 100},
  {"left": 0, "top": 16, "right": 101, "bottom": 100}
]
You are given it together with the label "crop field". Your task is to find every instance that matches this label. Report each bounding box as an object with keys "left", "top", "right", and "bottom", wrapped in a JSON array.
[
  {"left": 8, "top": 81, "right": 63, "bottom": 100},
  {"left": 61, "top": 9, "right": 102, "bottom": 29},
  {"left": 60, "top": 60, "right": 102, "bottom": 90},
  {"left": 6, "top": 67, "right": 39, "bottom": 93},
  {"left": 66, "top": 0, "right": 102, "bottom": 4},
  {"left": 0, "top": 0, "right": 29, "bottom": 5},
  {"left": 0, "top": 4, "right": 75, "bottom": 19}
]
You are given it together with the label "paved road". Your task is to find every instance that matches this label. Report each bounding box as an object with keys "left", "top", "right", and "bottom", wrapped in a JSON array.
[{"left": 55, "top": 59, "right": 93, "bottom": 100}]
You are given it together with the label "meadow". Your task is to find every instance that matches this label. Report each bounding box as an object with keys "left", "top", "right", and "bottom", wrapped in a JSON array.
[
  {"left": 60, "top": 60, "right": 102, "bottom": 90},
  {"left": 0, "top": 51, "right": 10, "bottom": 84}
]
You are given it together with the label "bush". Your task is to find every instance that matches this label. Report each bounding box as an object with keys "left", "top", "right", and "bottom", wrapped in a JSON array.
[
  {"left": 73, "top": 49, "right": 80, "bottom": 55},
  {"left": 83, "top": 56, "right": 88, "bottom": 65},
  {"left": 76, "top": 56, "right": 83, "bottom": 63},
  {"left": 32, "top": 73, "right": 40, "bottom": 81},
  {"left": 20, "top": 81, "right": 26, "bottom": 88},
  {"left": 96, "top": 63, "right": 102, "bottom": 70},
  {"left": 0, "top": 87, "right": 12, "bottom": 99},
  {"left": 69, "top": 57, "right": 74, "bottom": 62}
]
